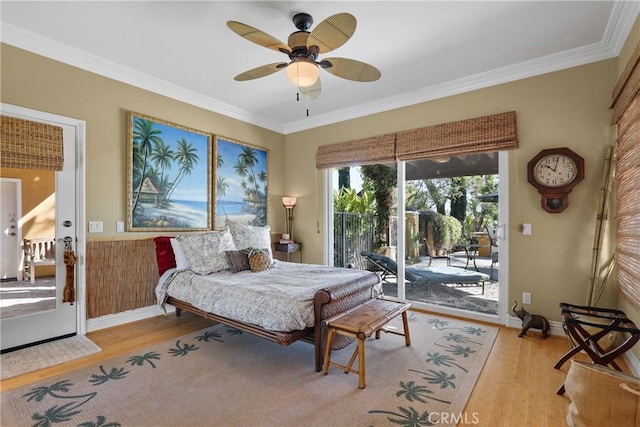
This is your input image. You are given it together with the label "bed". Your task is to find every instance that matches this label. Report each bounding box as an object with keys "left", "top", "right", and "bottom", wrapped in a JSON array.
[{"left": 154, "top": 223, "right": 382, "bottom": 372}]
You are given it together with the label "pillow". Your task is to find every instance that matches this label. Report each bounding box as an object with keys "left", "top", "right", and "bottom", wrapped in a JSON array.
[
  {"left": 225, "top": 219, "right": 273, "bottom": 264},
  {"left": 153, "top": 236, "right": 176, "bottom": 276},
  {"left": 225, "top": 250, "right": 251, "bottom": 273},
  {"left": 170, "top": 238, "right": 190, "bottom": 271},
  {"left": 246, "top": 248, "right": 271, "bottom": 272},
  {"left": 176, "top": 229, "right": 236, "bottom": 275}
]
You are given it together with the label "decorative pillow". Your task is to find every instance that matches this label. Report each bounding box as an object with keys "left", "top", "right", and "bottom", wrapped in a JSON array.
[
  {"left": 225, "top": 250, "right": 251, "bottom": 273},
  {"left": 176, "top": 229, "right": 237, "bottom": 275},
  {"left": 246, "top": 248, "right": 271, "bottom": 272},
  {"left": 225, "top": 219, "right": 273, "bottom": 264},
  {"left": 153, "top": 236, "right": 176, "bottom": 276},
  {"left": 170, "top": 238, "right": 191, "bottom": 271}
]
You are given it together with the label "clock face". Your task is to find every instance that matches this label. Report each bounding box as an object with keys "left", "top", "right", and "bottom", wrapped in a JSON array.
[{"left": 533, "top": 154, "right": 578, "bottom": 188}]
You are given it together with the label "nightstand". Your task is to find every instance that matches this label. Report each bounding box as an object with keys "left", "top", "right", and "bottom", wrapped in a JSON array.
[{"left": 274, "top": 242, "right": 303, "bottom": 263}]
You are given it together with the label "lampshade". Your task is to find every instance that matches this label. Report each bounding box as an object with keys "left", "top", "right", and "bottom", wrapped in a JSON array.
[
  {"left": 282, "top": 197, "right": 297, "bottom": 209},
  {"left": 286, "top": 60, "right": 319, "bottom": 88}
]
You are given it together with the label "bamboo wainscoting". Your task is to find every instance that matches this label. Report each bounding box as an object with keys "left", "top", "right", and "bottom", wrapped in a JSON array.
[{"left": 86, "top": 239, "right": 158, "bottom": 318}]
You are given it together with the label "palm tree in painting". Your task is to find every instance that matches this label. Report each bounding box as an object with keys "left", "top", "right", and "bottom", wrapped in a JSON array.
[
  {"left": 233, "top": 159, "right": 249, "bottom": 193},
  {"left": 216, "top": 153, "right": 230, "bottom": 217},
  {"left": 132, "top": 118, "right": 163, "bottom": 215},
  {"left": 164, "top": 137, "right": 199, "bottom": 201},
  {"left": 151, "top": 141, "right": 175, "bottom": 204},
  {"left": 217, "top": 176, "right": 230, "bottom": 217}
]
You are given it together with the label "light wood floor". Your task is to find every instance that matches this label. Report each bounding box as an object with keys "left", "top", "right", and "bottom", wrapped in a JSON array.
[{"left": 1, "top": 311, "right": 632, "bottom": 426}]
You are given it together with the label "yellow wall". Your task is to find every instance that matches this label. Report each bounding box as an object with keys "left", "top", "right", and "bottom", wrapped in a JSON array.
[
  {"left": 2, "top": 21, "right": 637, "bottom": 328},
  {"left": 1, "top": 44, "right": 287, "bottom": 239},
  {"left": 616, "top": 16, "right": 640, "bottom": 360},
  {"left": 286, "top": 59, "right": 618, "bottom": 322}
]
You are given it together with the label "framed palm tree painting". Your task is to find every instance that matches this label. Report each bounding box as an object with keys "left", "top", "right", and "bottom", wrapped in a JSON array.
[
  {"left": 215, "top": 136, "right": 268, "bottom": 228},
  {"left": 127, "top": 112, "right": 213, "bottom": 231}
]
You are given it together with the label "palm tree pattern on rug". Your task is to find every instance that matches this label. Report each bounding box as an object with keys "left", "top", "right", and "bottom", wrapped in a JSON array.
[
  {"left": 368, "top": 315, "right": 489, "bottom": 426},
  {"left": 18, "top": 327, "right": 237, "bottom": 427},
  {"left": 11, "top": 316, "right": 491, "bottom": 427}
]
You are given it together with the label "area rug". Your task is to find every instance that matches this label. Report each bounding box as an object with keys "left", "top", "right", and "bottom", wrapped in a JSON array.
[
  {"left": 1, "top": 311, "right": 497, "bottom": 426},
  {"left": 1, "top": 335, "right": 102, "bottom": 380}
]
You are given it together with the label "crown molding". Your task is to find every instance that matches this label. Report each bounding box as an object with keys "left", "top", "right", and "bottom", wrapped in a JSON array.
[
  {"left": 3, "top": 0, "right": 638, "bottom": 135},
  {"left": 0, "top": 23, "right": 285, "bottom": 134}
]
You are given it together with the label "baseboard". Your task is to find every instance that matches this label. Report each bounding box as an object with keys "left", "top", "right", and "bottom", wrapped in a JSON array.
[
  {"left": 506, "top": 316, "right": 640, "bottom": 377},
  {"left": 506, "top": 315, "right": 564, "bottom": 337},
  {"left": 86, "top": 305, "right": 176, "bottom": 332}
]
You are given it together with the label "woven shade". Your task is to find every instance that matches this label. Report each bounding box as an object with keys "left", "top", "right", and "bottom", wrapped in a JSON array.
[
  {"left": 1, "top": 115, "right": 64, "bottom": 170},
  {"left": 611, "top": 42, "right": 640, "bottom": 125},
  {"left": 316, "top": 133, "right": 396, "bottom": 169},
  {"left": 396, "top": 111, "right": 518, "bottom": 160},
  {"left": 615, "top": 94, "right": 640, "bottom": 310}
]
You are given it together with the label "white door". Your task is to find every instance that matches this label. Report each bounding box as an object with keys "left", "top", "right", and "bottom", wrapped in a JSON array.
[
  {"left": 1, "top": 106, "right": 84, "bottom": 351},
  {"left": 0, "top": 179, "right": 21, "bottom": 280}
]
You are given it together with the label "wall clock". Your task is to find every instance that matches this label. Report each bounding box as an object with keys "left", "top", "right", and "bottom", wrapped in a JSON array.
[{"left": 527, "top": 147, "right": 584, "bottom": 213}]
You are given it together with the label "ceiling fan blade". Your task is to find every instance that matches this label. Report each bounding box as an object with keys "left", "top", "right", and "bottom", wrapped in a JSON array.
[
  {"left": 227, "top": 21, "right": 291, "bottom": 54},
  {"left": 322, "top": 58, "right": 381, "bottom": 82},
  {"left": 307, "top": 13, "right": 356, "bottom": 54},
  {"left": 300, "top": 78, "right": 322, "bottom": 100},
  {"left": 234, "top": 63, "right": 288, "bottom": 81}
]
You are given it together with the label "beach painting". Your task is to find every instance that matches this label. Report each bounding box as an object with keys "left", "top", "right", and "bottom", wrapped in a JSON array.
[
  {"left": 215, "top": 136, "right": 268, "bottom": 228},
  {"left": 127, "top": 112, "right": 212, "bottom": 231}
]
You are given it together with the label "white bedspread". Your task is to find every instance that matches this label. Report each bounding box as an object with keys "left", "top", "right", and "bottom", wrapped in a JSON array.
[{"left": 156, "top": 261, "right": 381, "bottom": 331}]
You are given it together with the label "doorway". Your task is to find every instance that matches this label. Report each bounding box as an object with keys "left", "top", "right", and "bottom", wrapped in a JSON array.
[
  {"left": 0, "top": 104, "right": 86, "bottom": 351},
  {"left": 328, "top": 152, "right": 508, "bottom": 324}
]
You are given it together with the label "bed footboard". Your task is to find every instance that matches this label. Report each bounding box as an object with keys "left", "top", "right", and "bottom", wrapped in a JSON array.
[{"left": 311, "top": 278, "right": 381, "bottom": 371}]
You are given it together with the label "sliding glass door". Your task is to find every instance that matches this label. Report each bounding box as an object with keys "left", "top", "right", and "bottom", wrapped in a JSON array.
[{"left": 328, "top": 153, "right": 507, "bottom": 323}]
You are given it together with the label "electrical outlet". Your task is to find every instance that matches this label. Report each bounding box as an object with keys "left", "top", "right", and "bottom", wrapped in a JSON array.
[
  {"left": 522, "top": 292, "right": 531, "bottom": 305},
  {"left": 88, "top": 221, "right": 103, "bottom": 233},
  {"left": 116, "top": 221, "right": 125, "bottom": 233}
]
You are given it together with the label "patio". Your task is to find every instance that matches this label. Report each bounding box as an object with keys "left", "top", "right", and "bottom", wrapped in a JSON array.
[{"left": 377, "top": 250, "right": 499, "bottom": 315}]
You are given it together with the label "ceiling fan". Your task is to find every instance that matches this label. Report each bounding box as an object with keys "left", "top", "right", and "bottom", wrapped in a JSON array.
[{"left": 227, "top": 12, "right": 381, "bottom": 100}]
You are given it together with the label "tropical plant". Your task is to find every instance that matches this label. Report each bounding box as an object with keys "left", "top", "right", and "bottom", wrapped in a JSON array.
[{"left": 360, "top": 164, "right": 397, "bottom": 247}]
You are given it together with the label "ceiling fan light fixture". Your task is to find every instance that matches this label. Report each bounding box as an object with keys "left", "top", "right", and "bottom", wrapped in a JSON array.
[{"left": 286, "top": 59, "right": 319, "bottom": 88}]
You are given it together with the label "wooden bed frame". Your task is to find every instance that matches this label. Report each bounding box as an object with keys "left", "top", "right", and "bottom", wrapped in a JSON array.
[{"left": 167, "top": 278, "right": 379, "bottom": 372}]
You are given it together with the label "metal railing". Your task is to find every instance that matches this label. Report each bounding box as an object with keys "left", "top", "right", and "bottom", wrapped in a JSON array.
[{"left": 333, "top": 212, "right": 376, "bottom": 269}]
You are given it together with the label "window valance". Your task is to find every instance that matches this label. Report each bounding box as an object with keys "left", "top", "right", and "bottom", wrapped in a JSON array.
[
  {"left": 315, "top": 111, "right": 518, "bottom": 169},
  {"left": 395, "top": 111, "right": 518, "bottom": 160},
  {"left": 315, "top": 133, "right": 396, "bottom": 169},
  {"left": 1, "top": 115, "right": 64, "bottom": 171}
]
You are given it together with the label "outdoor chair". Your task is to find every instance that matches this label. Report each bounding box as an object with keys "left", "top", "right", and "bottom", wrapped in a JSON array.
[
  {"left": 360, "top": 251, "right": 489, "bottom": 293},
  {"left": 554, "top": 302, "right": 640, "bottom": 395}
]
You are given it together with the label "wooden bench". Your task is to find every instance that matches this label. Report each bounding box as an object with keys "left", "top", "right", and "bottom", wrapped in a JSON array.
[
  {"left": 23, "top": 238, "right": 56, "bottom": 283},
  {"left": 322, "top": 297, "right": 411, "bottom": 389}
]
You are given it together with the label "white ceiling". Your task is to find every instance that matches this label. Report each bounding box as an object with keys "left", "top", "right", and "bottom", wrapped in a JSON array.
[{"left": 1, "top": 1, "right": 638, "bottom": 134}]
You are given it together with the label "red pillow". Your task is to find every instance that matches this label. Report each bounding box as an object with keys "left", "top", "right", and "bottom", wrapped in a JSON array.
[{"left": 154, "top": 236, "right": 176, "bottom": 276}]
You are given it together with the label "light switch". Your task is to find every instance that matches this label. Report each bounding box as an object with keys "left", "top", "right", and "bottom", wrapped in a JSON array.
[
  {"left": 116, "top": 221, "right": 125, "bottom": 233},
  {"left": 522, "top": 223, "right": 532, "bottom": 235}
]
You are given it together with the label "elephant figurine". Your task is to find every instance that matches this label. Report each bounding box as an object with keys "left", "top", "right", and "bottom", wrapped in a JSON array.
[{"left": 512, "top": 300, "right": 550, "bottom": 339}]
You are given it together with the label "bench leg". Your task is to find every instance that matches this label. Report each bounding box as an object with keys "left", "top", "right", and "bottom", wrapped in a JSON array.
[
  {"left": 322, "top": 328, "right": 335, "bottom": 375},
  {"left": 357, "top": 338, "right": 366, "bottom": 389},
  {"left": 401, "top": 311, "right": 411, "bottom": 346}
]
